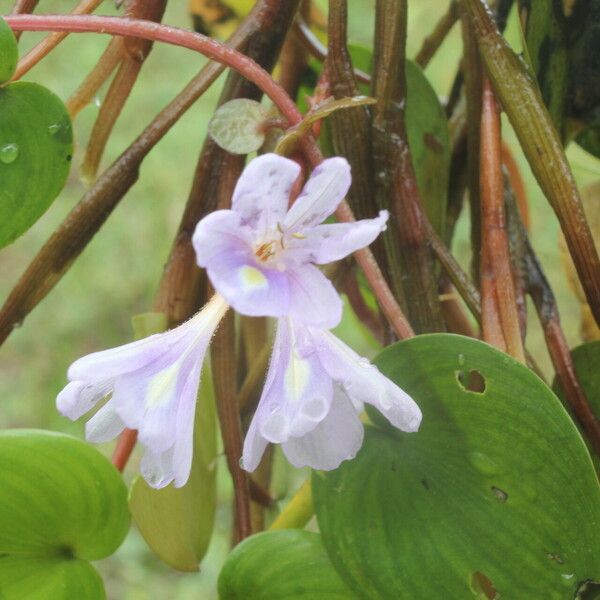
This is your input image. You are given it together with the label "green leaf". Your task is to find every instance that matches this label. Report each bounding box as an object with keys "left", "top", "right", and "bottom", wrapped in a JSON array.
[
  {"left": 208, "top": 98, "right": 269, "bottom": 154},
  {"left": 405, "top": 60, "right": 450, "bottom": 238},
  {"left": 0, "top": 557, "right": 104, "bottom": 600},
  {"left": 553, "top": 340, "right": 600, "bottom": 471},
  {"left": 313, "top": 334, "right": 600, "bottom": 599},
  {"left": 0, "top": 429, "right": 129, "bottom": 599},
  {"left": 128, "top": 312, "right": 218, "bottom": 572},
  {"left": 218, "top": 530, "right": 356, "bottom": 599},
  {"left": 518, "top": 1, "right": 568, "bottom": 138},
  {"left": 0, "top": 17, "right": 17, "bottom": 84},
  {"left": 0, "top": 81, "right": 73, "bottom": 248}
]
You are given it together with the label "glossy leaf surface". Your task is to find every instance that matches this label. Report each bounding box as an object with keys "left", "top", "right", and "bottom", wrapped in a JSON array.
[
  {"left": 314, "top": 334, "right": 600, "bottom": 599},
  {"left": 218, "top": 530, "right": 356, "bottom": 599},
  {"left": 0, "top": 82, "right": 72, "bottom": 248}
]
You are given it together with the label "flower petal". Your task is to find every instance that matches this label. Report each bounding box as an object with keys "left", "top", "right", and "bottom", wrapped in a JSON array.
[
  {"left": 241, "top": 414, "right": 270, "bottom": 473},
  {"left": 283, "top": 157, "right": 351, "bottom": 232},
  {"left": 205, "top": 249, "right": 291, "bottom": 318},
  {"left": 140, "top": 446, "right": 175, "bottom": 489},
  {"left": 231, "top": 153, "right": 301, "bottom": 232},
  {"left": 57, "top": 379, "right": 113, "bottom": 420},
  {"left": 67, "top": 326, "right": 194, "bottom": 383},
  {"left": 314, "top": 328, "right": 422, "bottom": 432},
  {"left": 85, "top": 400, "right": 125, "bottom": 443},
  {"left": 293, "top": 210, "right": 389, "bottom": 264},
  {"left": 250, "top": 318, "right": 333, "bottom": 445},
  {"left": 192, "top": 209, "right": 253, "bottom": 268},
  {"left": 281, "top": 388, "right": 364, "bottom": 470},
  {"left": 287, "top": 264, "right": 342, "bottom": 328}
]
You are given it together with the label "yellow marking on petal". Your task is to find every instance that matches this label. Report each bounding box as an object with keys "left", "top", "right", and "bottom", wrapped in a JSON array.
[
  {"left": 146, "top": 362, "right": 181, "bottom": 409},
  {"left": 284, "top": 354, "right": 310, "bottom": 401},
  {"left": 291, "top": 232, "right": 306, "bottom": 239},
  {"left": 239, "top": 265, "right": 268, "bottom": 289}
]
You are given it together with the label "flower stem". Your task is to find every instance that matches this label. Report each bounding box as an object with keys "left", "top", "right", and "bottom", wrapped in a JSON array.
[{"left": 269, "top": 479, "right": 314, "bottom": 530}]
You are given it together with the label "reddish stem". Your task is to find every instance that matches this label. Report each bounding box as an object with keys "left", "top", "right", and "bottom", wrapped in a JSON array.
[
  {"left": 479, "top": 78, "right": 525, "bottom": 362},
  {"left": 4, "top": 14, "right": 414, "bottom": 341},
  {"left": 5, "top": 14, "right": 302, "bottom": 125},
  {"left": 112, "top": 429, "right": 138, "bottom": 471}
]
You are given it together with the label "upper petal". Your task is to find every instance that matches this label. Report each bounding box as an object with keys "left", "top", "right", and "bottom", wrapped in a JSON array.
[
  {"left": 287, "top": 264, "right": 343, "bottom": 328},
  {"left": 192, "top": 209, "right": 253, "bottom": 268},
  {"left": 292, "top": 210, "right": 388, "bottom": 264},
  {"left": 283, "top": 158, "right": 351, "bottom": 232},
  {"left": 281, "top": 387, "right": 364, "bottom": 470},
  {"left": 231, "top": 154, "right": 301, "bottom": 233}
]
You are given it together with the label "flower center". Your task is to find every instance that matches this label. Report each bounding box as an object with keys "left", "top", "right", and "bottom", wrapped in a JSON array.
[{"left": 255, "top": 241, "right": 276, "bottom": 262}]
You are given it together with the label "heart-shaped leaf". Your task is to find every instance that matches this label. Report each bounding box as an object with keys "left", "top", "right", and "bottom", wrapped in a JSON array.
[
  {"left": 0, "top": 81, "right": 73, "bottom": 248},
  {"left": 0, "top": 17, "right": 17, "bottom": 84},
  {"left": 218, "top": 530, "right": 356, "bottom": 599},
  {"left": 0, "top": 429, "right": 130, "bottom": 599},
  {"left": 313, "top": 334, "right": 600, "bottom": 599}
]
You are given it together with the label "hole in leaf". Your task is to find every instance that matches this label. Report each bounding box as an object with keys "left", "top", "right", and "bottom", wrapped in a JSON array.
[
  {"left": 470, "top": 571, "right": 499, "bottom": 599},
  {"left": 546, "top": 551, "right": 564, "bottom": 564},
  {"left": 456, "top": 369, "right": 486, "bottom": 393},
  {"left": 491, "top": 486, "right": 508, "bottom": 503},
  {"left": 576, "top": 580, "right": 600, "bottom": 599}
]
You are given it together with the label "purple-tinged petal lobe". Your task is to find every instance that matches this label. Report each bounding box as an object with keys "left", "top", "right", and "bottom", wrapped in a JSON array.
[
  {"left": 287, "top": 264, "right": 343, "bottom": 328},
  {"left": 294, "top": 210, "right": 389, "bottom": 264},
  {"left": 232, "top": 153, "right": 301, "bottom": 232},
  {"left": 281, "top": 388, "right": 364, "bottom": 470},
  {"left": 206, "top": 250, "right": 291, "bottom": 318},
  {"left": 241, "top": 413, "right": 270, "bottom": 473},
  {"left": 283, "top": 157, "right": 351, "bottom": 232},
  {"left": 192, "top": 209, "right": 253, "bottom": 268}
]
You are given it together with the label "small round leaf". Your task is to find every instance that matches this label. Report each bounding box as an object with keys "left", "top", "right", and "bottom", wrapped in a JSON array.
[
  {"left": 0, "top": 81, "right": 73, "bottom": 248},
  {"left": 218, "top": 530, "right": 356, "bottom": 599},
  {"left": 208, "top": 98, "right": 269, "bottom": 154}
]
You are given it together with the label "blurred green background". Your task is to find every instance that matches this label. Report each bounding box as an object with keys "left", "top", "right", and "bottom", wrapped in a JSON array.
[{"left": 0, "top": 0, "right": 597, "bottom": 597}]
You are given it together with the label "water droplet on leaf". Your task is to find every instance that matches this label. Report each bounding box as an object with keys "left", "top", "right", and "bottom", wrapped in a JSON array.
[
  {"left": 0, "top": 143, "right": 19, "bottom": 164},
  {"left": 48, "top": 123, "right": 61, "bottom": 135}
]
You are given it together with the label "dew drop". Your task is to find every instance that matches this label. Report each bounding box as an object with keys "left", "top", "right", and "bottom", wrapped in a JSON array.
[
  {"left": 0, "top": 143, "right": 19, "bottom": 164},
  {"left": 357, "top": 357, "right": 371, "bottom": 368},
  {"left": 48, "top": 123, "right": 61, "bottom": 135},
  {"left": 458, "top": 353, "right": 465, "bottom": 366},
  {"left": 238, "top": 456, "right": 245, "bottom": 469},
  {"left": 93, "top": 95, "right": 102, "bottom": 107},
  {"left": 469, "top": 451, "right": 500, "bottom": 475}
]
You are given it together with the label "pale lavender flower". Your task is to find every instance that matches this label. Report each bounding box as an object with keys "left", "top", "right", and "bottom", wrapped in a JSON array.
[
  {"left": 57, "top": 294, "right": 229, "bottom": 489},
  {"left": 242, "top": 317, "right": 422, "bottom": 472},
  {"left": 192, "top": 153, "right": 388, "bottom": 329}
]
